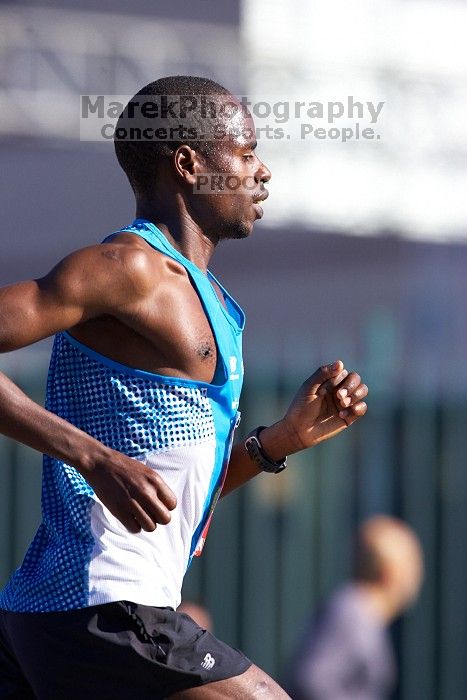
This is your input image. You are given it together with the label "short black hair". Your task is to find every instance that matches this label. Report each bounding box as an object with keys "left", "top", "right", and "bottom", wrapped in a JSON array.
[{"left": 114, "top": 75, "right": 231, "bottom": 194}]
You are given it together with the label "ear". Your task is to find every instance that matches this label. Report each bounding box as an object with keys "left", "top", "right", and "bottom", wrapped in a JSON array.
[{"left": 173, "top": 145, "right": 206, "bottom": 186}]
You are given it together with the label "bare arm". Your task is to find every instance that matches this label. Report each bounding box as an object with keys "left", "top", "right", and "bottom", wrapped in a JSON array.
[
  {"left": 0, "top": 242, "right": 176, "bottom": 532},
  {"left": 222, "top": 362, "right": 368, "bottom": 497}
]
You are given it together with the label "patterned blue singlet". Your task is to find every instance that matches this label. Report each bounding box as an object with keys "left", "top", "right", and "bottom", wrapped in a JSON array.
[{"left": 0, "top": 219, "right": 244, "bottom": 612}]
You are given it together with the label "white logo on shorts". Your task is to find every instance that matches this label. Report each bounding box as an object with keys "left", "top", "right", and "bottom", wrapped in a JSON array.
[{"left": 201, "top": 652, "right": 216, "bottom": 670}]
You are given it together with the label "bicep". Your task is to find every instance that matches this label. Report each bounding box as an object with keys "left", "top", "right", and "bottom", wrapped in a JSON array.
[
  {"left": 0, "top": 244, "right": 135, "bottom": 351},
  {"left": 0, "top": 274, "right": 86, "bottom": 352},
  {"left": 0, "top": 241, "right": 159, "bottom": 352}
]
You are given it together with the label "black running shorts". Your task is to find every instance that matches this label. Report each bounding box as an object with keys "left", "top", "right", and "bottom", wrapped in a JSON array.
[{"left": 0, "top": 601, "right": 252, "bottom": 699}]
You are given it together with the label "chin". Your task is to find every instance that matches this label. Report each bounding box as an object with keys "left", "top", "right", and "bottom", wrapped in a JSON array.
[
  {"left": 220, "top": 219, "right": 254, "bottom": 240},
  {"left": 229, "top": 228, "right": 251, "bottom": 240}
]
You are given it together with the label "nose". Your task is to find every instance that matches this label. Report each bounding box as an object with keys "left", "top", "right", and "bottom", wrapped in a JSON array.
[{"left": 255, "top": 158, "right": 272, "bottom": 184}]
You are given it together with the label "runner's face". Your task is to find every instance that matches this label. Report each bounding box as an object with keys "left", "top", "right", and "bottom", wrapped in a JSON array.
[{"left": 194, "top": 105, "right": 272, "bottom": 240}]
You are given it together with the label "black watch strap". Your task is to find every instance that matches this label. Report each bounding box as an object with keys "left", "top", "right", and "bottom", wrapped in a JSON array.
[{"left": 244, "top": 426, "right": 287, "bottom": 474}]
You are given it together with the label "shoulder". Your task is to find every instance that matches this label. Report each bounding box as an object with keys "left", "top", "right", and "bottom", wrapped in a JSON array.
[
  {"left": 99, "top": 234, "right": 162, "bottom": 292},
  {"left": 305, "top": 587, "right": 366, "bottom": 646},
  {"left": 40, "top": 233, "right": 180, "bottom": 310},
  {"left": 323, "top": 586, "right": 370, "bottom": 630},
  {"left": 99, "top": 232, "right": 185, "bottom": 289}
]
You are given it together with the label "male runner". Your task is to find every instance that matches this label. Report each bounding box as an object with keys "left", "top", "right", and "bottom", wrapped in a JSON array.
[{"left": 0, "top": 76, "right": 368, "bottom": 699}]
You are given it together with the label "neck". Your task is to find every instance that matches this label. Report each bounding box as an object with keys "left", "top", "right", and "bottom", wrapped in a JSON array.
[
  {"left": 355, "top": 582, "right": 398, "bottom": 625},
  {"left": 136, "top": 195, "right": 217, "bottom": 273}
]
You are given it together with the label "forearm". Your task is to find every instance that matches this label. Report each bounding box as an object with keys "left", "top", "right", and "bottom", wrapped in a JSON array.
[
  {"left": 0, "top": 370, "right": 177, "bottom": 532},
  {"left": 0, "top": 370, "right": 110, "bottom": 476},
  {"left": 221, "top": 418, "right": 298, "bottom": 497},
  {"left": 221, "top": 362, "right": 369, "bottom": 498}
]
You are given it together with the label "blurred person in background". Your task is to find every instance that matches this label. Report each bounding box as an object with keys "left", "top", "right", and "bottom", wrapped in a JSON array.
[
  {"left": 287, "top": 516, "right": 424, "bottom": 700},
  {"left": 0, "top": 76, "right": 369, "bottom": 699},
  {"left": 177, "top": 600, "right": 214, "bottom": 633}
]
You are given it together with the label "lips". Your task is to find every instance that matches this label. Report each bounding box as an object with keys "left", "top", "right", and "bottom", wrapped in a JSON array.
[
  {"left": 252, "top": 190, "right": 269, "bottom": 204},
  {"left": 252, "top": 203, "right": 264, "bottom": 219}
]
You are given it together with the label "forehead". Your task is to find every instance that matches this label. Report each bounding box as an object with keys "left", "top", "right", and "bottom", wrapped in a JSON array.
[{"left": 216, "top": 95, "right": 256, "bottom": 149}]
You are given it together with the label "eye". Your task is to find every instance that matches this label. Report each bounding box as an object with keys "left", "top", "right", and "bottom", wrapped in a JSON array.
[{"left": 243, "top": 154, "right": 254, "bottom": 161}]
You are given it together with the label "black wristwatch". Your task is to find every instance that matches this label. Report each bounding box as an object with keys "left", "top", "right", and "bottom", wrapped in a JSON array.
[{"left": 244, "top": 426, "right": 288, "bottom": 474}]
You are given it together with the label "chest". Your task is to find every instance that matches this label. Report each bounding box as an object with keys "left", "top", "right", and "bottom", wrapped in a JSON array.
[
  {"left": 153, "top": 280, "right": 220, "bottom": 378},
  {"left": 71, "top": 270, "right": 232, "bottom": 385}
]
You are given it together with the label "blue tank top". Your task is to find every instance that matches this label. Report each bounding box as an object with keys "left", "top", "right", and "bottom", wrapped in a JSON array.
[{"left": 0, "top": 219, "right": 245, "bottom": 612}]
